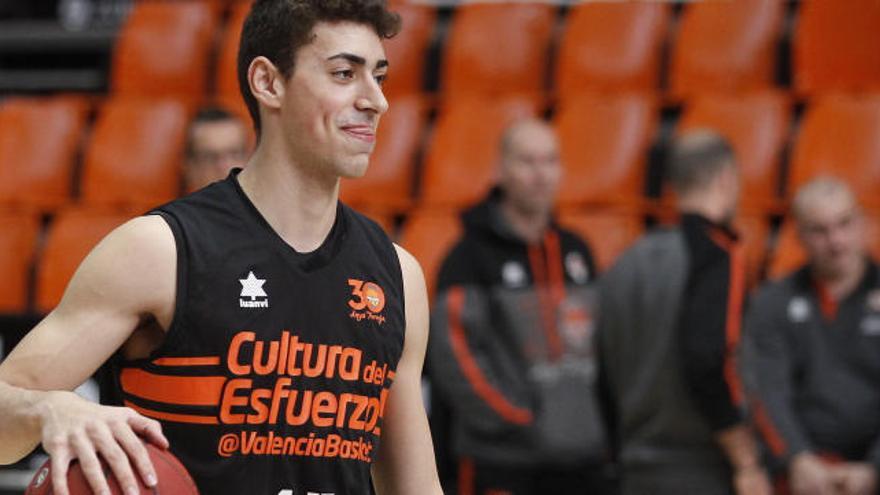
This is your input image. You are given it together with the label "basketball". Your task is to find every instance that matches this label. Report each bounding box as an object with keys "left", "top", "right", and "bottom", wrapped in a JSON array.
[{"left": 25, "top": 443, "right": 199, "bottom": 495}]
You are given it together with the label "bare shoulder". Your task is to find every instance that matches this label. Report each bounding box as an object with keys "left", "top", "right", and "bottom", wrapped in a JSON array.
[{"left": 393, "top": 244, "right": 426, "bottom": 299}]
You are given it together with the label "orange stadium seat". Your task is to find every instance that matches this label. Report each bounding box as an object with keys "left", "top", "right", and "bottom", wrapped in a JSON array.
[
  {"left": 35, "top": 208, "right": 130, "bottom": 314},
  {"left": 670, "top": 0, "right": 783, "bottom": 99},
  {"left": 0, "top": 97, "right": 89, "bottom": 212},
  {"left": 216, "top": 1, "right": 252, "bottom": 100},
  {"left": 0, "top": 212, "right": 40, "bottom": 313},
  {"left": 794, "top": 0, "right": 880, "bottom": 96},
  {"left": 555, "top": 92, "right": 658, "bottom": 208},
  {"left": 340, "top": 94, "right": 427, "bottom": 211},
  {"left": 420, "top": 95, "right": 541, "bottom": 209},
  {"left": 558, "top": 209, "right": 643, "bottom": 272},
  {"left": 441, "top": 4, "right": 556, "bottom": 99},
  {"left": 556, "top": 2, "right": 669, "bottom": 96},
  {"left": 382, "top": 1, "right": 436, "bottom": 99},
  {"left": 787, "top": 93, "right": 880, "bottom": 208},
  {"left": 678, "top": 91, "right": 791, "bottom": 213},
  {"left": 111, "top": 1, "right": 217, "bottom": 100},
  {"left": 398, "top": 210, "right": 463, "bottom": 300},
  {"left": 80, "top": 98, "right": 190, "bottom": 210}
]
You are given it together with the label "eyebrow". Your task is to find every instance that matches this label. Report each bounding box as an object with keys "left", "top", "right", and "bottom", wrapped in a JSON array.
[{"left": 327, "top": 52, "right": 389, "bottom": 70}]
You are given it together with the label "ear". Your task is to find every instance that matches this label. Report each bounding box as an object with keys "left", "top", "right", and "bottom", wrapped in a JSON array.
[{"left": 248, "top": 56, "right": 285, "bottom": 111}]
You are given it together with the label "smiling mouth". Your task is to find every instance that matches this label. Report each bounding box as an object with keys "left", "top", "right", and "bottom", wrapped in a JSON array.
[{"left": 341, "top": 126, "right": 376, "bottom": 143}]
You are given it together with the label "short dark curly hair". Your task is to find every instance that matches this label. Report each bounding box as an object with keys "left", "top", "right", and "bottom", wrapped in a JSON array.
[{"left": 237, "top": 0, "right": 401, "bottom": 138}]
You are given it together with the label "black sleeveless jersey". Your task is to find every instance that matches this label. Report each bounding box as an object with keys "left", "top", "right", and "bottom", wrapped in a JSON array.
[{"left": 117, "top": 171, "right": 405, "bottom": 495}]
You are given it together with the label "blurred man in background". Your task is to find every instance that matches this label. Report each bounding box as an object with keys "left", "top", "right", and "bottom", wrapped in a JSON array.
[
  {"left": 597, "top": 130, "right": 771, "bottom": 495},
  {"left": 182, "top": 106, "right": 249, "bottom": 192},
  {"left": 428, "top": 118, "right": 610, "bottom": 494},
  {"left": 744, "top": 177, "right": 880, "bottom": 495}
]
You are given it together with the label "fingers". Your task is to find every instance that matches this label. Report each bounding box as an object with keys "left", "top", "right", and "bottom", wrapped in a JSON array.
[
  {"left": 91, "top": 423, "right": 141, "bottom": 495},
  {"left": 48, "top": 442, "right": 72, "bottom": 495},
  {"left": 70, "top": 432, "right": 112, "bottom": 495},
  {"left": 128, "top": 412, "right": 169, "bottom": 449},
  {"left": 114, "top": 418, "right": 158, "bottom": 488}
]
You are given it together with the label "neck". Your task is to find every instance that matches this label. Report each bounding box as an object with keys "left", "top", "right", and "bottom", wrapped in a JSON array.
[
  {"left": 816, "top": 257, "right": 868, "bottom": 300},
  {"left": 499, "top": 200, "right": 550, "bottom": 244},
  {"left": 678, "top": 194, "right": 729, "bottom": 226},
  {"left": 238, "top": 140, "right": 339, "bottom": 253}
]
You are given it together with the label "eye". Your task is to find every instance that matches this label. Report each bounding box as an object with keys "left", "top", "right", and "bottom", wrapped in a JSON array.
[
  {"left": 332, "top": 69, "right": 354, "bottom": 81},
  {"left": 374, "top": 73, "right": 387, "bottom": 85}
]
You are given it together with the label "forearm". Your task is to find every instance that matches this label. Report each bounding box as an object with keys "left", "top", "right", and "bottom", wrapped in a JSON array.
[
  {"left": 716, "top": 423, "right": 763, "bottom": 471},
  {"left": 0, "top": 380, "right": 45, "bottom": 464}
]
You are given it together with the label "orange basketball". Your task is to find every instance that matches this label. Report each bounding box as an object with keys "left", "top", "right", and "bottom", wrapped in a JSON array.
[{"left": 26, "top": 443, "right": 199, "bottom": 494}]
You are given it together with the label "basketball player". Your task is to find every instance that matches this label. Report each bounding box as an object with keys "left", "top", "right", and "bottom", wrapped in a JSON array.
[
  {"left": 0, "top": 2, "right": 443, "bottom": 494},
  {"left": 183, "top": 106, "right": 249, "bottom": 193}
]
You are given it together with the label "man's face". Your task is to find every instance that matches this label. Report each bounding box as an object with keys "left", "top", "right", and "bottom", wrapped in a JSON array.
[
  {"left": 279, "top": 21, "right": 388, "bottom": 178},
  {"left": 185, "top": 119, "right": 248, "bottom": 192},
  {"left": 797, "top": 193, "right": 866, "bottom": 279},
  {"left": 498, "top": 122, "right": 562, "bottom": 216}
]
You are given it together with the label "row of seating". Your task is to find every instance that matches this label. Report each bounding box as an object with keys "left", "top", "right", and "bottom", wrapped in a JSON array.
[
  {"left": 109, "top": 0, "right": 880, "bottom": 109},
  {"left": 3, "top": 206, "right": 879, "bottom": 316},
  {"left": 3, "top": 90, "right": 879, "bottom": 215}
]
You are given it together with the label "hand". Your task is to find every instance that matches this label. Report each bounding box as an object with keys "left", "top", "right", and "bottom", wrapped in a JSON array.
[
  {"left": 790, "top": 452, "right": 837, "bottom": 495},
  {"left": 37, "top": 390, "right": 168, "bottom": 495},
  {"left": 831, "top": 462, "right": 878, "bottom": 495},
  {"left": 733, "top": 465, "right": 773, "bottom": 495}
]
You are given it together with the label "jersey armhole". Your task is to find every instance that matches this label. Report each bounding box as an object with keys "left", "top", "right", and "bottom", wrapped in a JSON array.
[{"left": 145, "top": 210, "right": 189, "bottom": 357}]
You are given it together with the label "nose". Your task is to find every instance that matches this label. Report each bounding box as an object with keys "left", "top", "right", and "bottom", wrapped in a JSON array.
[{"left": 355, "top": 76, "right": 389, "bottom": 115}]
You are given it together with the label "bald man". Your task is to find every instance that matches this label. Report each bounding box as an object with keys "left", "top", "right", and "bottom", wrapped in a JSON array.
[
  {"left": 597, "top": 130, "right": 771, "bottom": 495},
  {"left": 427, "top": 118, "right": 610, "bottom": 494},
  {"left": 744, "top": 177, "right": 880, "bottom": 495}
]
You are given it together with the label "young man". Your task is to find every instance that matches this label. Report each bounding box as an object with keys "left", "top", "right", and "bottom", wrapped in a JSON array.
[
  {"left": 0, "top": 2, "right": 442, "bottom": 494},
  {"left": 183, "top": 106, "right": 249, "bottom": 193},
  {"left": 597, "top": 130, "right": 771, "bottom": 495},
  {"left": 428, "top": 118, "right": 609, "bottom": 494},
  {"left": 744, "top": 178, "right": 880, "bottom": 495}
]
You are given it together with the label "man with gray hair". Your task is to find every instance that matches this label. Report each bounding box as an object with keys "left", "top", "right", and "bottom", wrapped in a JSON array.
[
  {"left": 597, "top": 129, "right": 771, "bottom": 495},
  {"left": 744, "top": 177, "right": 880, "bottom": 495}
]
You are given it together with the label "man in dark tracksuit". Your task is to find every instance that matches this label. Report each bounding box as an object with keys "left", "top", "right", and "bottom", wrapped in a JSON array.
[
  {"left": 744, "top": 178, "right": 880, "bottom": 495},
  {"left": 428, "top": 119, "right": 609, "bottom": 494},
  {"left": 598, "top": 130, "right": 771, "bottom": 495}
]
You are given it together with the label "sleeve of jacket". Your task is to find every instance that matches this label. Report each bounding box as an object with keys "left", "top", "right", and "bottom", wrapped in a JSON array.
[
  {"left": 678, "top": 258, "right": 745, "bottom": 431},
  {"left": 741, "top": 285, "right": 812, "bottom": 464},
  {"left": 427, "top": 243, "right": 535, "bottom": 434}
]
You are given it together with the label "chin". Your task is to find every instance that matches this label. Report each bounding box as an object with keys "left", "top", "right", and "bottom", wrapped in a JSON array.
[{"left": 336, "top": 157, "right": 370, "bottom": 179}]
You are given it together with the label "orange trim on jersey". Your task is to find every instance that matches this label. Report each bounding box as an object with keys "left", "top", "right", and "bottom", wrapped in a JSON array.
[
  {"left": 750, "top": 394, "right": 787, "bottom": 457},
  {"left": 447, "top": 287, "right": 533, "bottom": 425},
  {"left": 813, "top": 280, "right": 839, "bottom": 321},
  {"left": 458, "top": 457, "right": 475, "bottom": 495},
  {"left": 724, "top": 243, "right": 746, "bottom": 405},
  {"left": 544, "top": 231, "right": 567, "bottom": 304},
  {"left": 121, "top": 369, "right": 226, "bottom": 407},
  {"left": 528, "top": 242, "right": 563, "bottom": 360},
  {"left": 151, "top": 356, "right": 221, "bottom": 367},
  {"left": 386, "top": 370, "right": 396, "bottom": 381},
  {"left": 124, "top": 401, "right": 220, "bottom": 425}
]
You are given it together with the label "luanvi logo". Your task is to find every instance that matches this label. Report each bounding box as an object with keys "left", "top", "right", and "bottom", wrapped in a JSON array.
[{"left": 240, "top": 271, "right": 269, "bottom": 308}]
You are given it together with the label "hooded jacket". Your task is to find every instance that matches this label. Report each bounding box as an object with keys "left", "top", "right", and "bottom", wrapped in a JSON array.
[{"left": 427, "top": 189, "right": 606, "bottom": 467}]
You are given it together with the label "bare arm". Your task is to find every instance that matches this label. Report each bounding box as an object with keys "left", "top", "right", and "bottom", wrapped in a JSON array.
[
  {"left": 371, "top": 245, "right": 442, "bottom": 495},
  {"left": 0, "top": 215, "right": 175, "bottom": 494}
]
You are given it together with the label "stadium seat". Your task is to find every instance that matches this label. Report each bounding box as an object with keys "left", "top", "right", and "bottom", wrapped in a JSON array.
[
  {"left": 111, "top": 1, "right": 217, "bottom": 100},
  {"left": 678, "top": 91, "right": 791, "bottom": 213},
  {"left": 555, "top": 92, "right": 658, "bottom": 208},
  {"left": 556, "top": 2, "right": 669, "bottom": 96},
  {"left": 340, "top": 94, "right": 427, "bottom": 211},
  {"left": 420, "top": 95, "right": 541, "bottom": 209},
  {"left": 382, "top": 1, "right": 436, "bottom": 99},
  {"left": 794, "top": 0, "right": 880, "bottom": 96},
  {"left": 215, "top": 0, "right": 252, "bottom": 100},
  {"left": 80, "top": 98, "right": 190, "bottom": 210},
  {"left": 398, "top": 210, "right": 462, "bottom": 300},
  {"left": 787, "top": 93, "right": 880, "bottom": 208},
  {"left": 35, "top": 208, "right": 130, "bottom": 314},
  {"left": 0, "top": 212, "right": 40, "bottom": 313},
  {"left": 735, "top": 214, "right": 771, "bottom": 286},
  {"left": 0, "top": 96, "right": 89, "bottom": 212},
  {"left": 441, "top": 4, "right": 556, "bottom": 99},
  {"left": 670, "top": 0, "right": 783, "bottom": 99},
  {"left": 558, "top": 209, "right": 643, "bottom": 272}
]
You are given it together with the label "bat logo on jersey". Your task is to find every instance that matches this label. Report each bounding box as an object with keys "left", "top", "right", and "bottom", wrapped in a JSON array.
[{"left": 348, "top": 279, "right": 386, "bottom": 324}]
